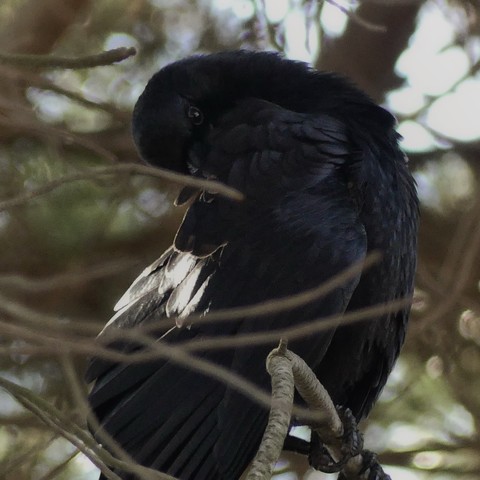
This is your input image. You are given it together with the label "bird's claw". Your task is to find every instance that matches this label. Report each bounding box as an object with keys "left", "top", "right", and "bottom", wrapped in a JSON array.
[
  {"left": 356, "top": 450, "right": 392, "bottom": 480},
  {"left": 309, "top": 406, "right": 364, "bottom": 473},
  {"left": 337, "top": 450, "right": 391, "bottom": 479},
  {"left": 309, "top": 441, "right": 342, "bottom": 473},
  {"left": 338, "top": 406, "right": 364, "bottom": 460}
]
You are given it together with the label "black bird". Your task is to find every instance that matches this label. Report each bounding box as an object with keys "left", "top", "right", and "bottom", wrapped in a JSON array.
[{"left": 87, "top": 50, "right": 418, "bottom": 480}]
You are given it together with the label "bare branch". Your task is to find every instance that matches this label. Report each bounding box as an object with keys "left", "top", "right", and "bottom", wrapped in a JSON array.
[
  {"left": 0, "top": 294, "right": 409, "bottom": 365},
  {"left": 0, "top": 376, "right": 176, "bottom": 480},
  {"left": 0, "top": 254, "right": 379, "bottom": 337},
  {"left": 169, "top": 252, "right": 381, "bottom": 330},
  {"left": 0, "top": 66, "right": 130, "bottom": 120},
  {"left": 37, "top": 450, "right": 80, "bottom": 480},
  {"left": 0, "top": 376, "right": 122, "bottom": 480},
  {"left": 1, "top": 434, "right": 58, "bottom": 477},
  {"left": 0, "top": 260, "right": 137, "bottom": 293},
  {"left": 59, "top": 353, "right": 173, "bottom": 480},
  {"left": 0, "top": 163, "right": 244, "bottom": 212},
  {"left": 246, "top": 343, "right": 391, "bottom": 480},
  {"left": 325, "top": 0, "right": 387, "bottom": 33},
  {"left": 0, "top": 116, "right": 118, "bottom": 162},
  {"left": 0, "top": 47, "right": 136, "bottom": 69},
  {"left": 178, "top": 297, "right": 409, "bottom": 352},
  {"left": 246, "top": 339, "right": 294, "bottom": 479}
]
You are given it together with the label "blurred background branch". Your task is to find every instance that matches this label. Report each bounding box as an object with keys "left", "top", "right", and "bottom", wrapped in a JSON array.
[{"left": 0, "top": 47, "right": 136, "bottom": 69}]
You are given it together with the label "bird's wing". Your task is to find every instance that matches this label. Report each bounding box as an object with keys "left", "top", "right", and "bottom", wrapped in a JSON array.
[
  {"left": 85, "top": 246, "right": 214, "bottom": 382},
  {"left": 87, "top": 99, "right": 368, "bottom": 480}
]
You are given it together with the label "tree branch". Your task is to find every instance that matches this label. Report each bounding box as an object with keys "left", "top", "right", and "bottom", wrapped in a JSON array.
[
  {"left": 0, "top": 376, "right": 175, "bottom": 480},
  {"left": 0, "top": 163, "right": 244, "bottom": 212},
  {"left": 0, "top": 47, "right": 136, "bottom": 69},
  {"left": 246, "top": 341, "right": 392, "bottom": 480},
  {"left": 324, "top": 0, "right": 387, "bottom": 33},
  {"left": 246, "top": 340, "right": 294, "bottom": 479}
]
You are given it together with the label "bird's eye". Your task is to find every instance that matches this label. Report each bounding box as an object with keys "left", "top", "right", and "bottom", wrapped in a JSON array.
[{"left": 187, "top": 106, "right": 204, "bottom": 126}]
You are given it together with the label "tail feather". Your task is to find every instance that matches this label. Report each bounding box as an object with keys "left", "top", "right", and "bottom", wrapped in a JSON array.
[
  {"left": 100, "top": 364, "right": 182, "bottom": 440},
  {"left": 166, "top": 402, "right": 219, "bottom": 477},
  {"left": 140, "top": 382, "right": 221, "bottom": 469},
  {"left": 220, "top": 407, "right": 267, "bottom": 479},
  {"left": 93, "top": 359, "right": 228, "bottom": 479}
]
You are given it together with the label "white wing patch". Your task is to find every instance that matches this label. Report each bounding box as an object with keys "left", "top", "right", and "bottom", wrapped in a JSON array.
[
  {"left": 113, "top": 249, "right": 172, "bottom": 311},
  {"left": 158, "top": 252, "right": 198, "bottom": 296},
  {"left": 166, "top": 267, "right": 213, "bottom": 327},
  {"left": 99, "top": 249, "right": 208, "bottom": 334},
  {"left": 101, "top": 295, "right": 144, "bottom": 332}
]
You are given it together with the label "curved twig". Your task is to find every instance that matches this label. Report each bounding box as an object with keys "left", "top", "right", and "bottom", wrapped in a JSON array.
[
  {"left": 246, "top": 340, "right": 294, "bottom": 479},
  {"left": 325, "top": 0, "right": 387, "bottom": 33},
  {"left": 246, "top": 342, "right": 391, "bottom": 480}
]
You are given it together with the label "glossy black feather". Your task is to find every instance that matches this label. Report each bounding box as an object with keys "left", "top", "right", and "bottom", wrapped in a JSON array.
[{"left": 87, "top": 50, "right": 418, "bottom": 480}]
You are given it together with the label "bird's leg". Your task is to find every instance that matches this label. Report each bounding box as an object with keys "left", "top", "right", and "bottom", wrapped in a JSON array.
[
  {"left": 309, "top": 406, "right": 364, "bottom": 473},
  {"left": 337, "top": 406, "right": 364, "bottom": 462},
  {"left": 283, "top": 434, "right": 311, "bottom": 455}
]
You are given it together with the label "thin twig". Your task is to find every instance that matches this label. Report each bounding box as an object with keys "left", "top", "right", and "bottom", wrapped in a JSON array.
[
  {"left": 59, "top": 353, "right": 162, "bottom": 480},
  {"left": 324, "top": 0, "right": 387, "bottom": 33},
  {"left": 0, "top": 295, "right": 410, "bottom": 433},
  {"left": 37, "top": 450, "right": 80, "bottom": 480},
  {"left": 0, "top": 66, "right": 129, "bottom": 120},
  {"left": 0, "top": 47, "right": 136, "bottom": 70},
  {"left": 0, "top": 116, "right": 118, "bottom": 162},
  {"left": 1, "top": 434, "right": 58, "bottom": 477},
  {"left": 0, "top": 290, "right": 408, "bottom": 359},
  {"left": 0, "top": 163, "right": 244, "bottom": 212},
  {"left": 0, "top": 377, "right": 121, "bottom": 480},
  {"left": 0, "top": 260, "right": 137, "bottom": 293},
  {"left": 117, "top": 252, "right": 382, "bottom": 334},
  {"left": 0, "top": 295, "right": 409, "bottom": 367},
  {"left": 0, "top": 376, "right": 175, "bottom": 480},
  {"left": 0, "top": 318, "right": 325, "bottom": 423},
  {"left": 178, "top": 298, "right": 408, "bottom": 352},
  {"left": 0, "top": 254, "right": 379, "bottom": 336}
]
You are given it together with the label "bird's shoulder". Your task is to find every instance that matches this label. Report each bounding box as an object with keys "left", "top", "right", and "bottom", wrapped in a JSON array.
[{"left": 208, "top": 98, "right": 350, "bottom": 168}]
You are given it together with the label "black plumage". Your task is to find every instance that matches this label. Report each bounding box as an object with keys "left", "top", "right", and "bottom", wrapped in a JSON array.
[{"left": 87, "top": 50, "right": 418, "bottom": 480}]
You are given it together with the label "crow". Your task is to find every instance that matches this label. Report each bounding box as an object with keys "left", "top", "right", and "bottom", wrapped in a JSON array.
[{"left": 86, "top": 50, "right": 418, "bottom": 480}]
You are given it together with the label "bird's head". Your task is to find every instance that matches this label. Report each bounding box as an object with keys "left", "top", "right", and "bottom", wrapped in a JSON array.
[
  {"left": 132, "top": 52, "right": 244, "bottom": 174},
  {"left": 132, "top": 73, "right": 202, "bottom": 174},
  {"left": 132, "top": 50, "right": 396, "bottom": 176}
]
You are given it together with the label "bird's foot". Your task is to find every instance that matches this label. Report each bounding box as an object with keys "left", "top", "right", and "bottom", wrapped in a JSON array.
[
  {"left": 283, "top": 434, "right": 311, "bottom": 455},
  {"left": 309, "top": 406, "right": 364, "bottom": 473},
  {"left": 338, "top": 406, "right": 364, "bottom": 461},
  {"left": 337, "top": 450, "right": 392, "bottom": 480}
]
